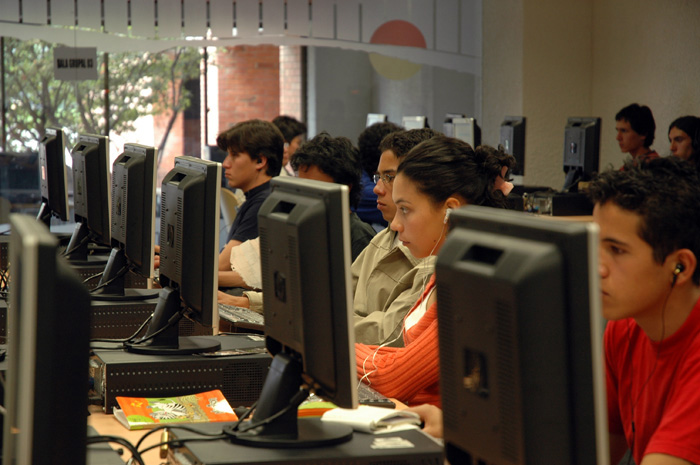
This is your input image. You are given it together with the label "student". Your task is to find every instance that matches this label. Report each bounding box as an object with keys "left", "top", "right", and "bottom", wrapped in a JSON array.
[
  {"left": 587, "top": 156, "right": 700, "bottom": 465},
  {"left": 218, "top": 132, "right": 377, "bottom": 310},
  {"left": 216, "top": 119, "right": 284, "bottom": 287},
  {"left": 668, "top": 115, "right": 700, "bottom": 164},
  {"left": 615, "top": 103, "right": 659, "bottom": 165},
  {"left": 353, "top": 128, "right": 441, "bottom": 346},
  {"left": 272, "top": 115, "right": 307, "bottom": 177},
  {"left": 355, "top": 137, "right": 515, "bottom": 407},
  {"left": 354, "top": 121, "right": 403, "bottom": 229}
]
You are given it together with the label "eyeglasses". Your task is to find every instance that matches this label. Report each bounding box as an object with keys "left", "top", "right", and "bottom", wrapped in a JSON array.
[{"left": 373, "top": 173, "right": 396, "bottom": 185}]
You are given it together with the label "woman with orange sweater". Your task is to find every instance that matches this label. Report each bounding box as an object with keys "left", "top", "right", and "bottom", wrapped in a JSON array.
[{"left": 355, "top": 138, "right": 515, "bottom": 407}]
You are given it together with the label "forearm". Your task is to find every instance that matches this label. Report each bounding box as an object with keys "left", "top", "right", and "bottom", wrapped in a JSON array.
[{"left": 218, "top": 270, "right": 251, "bottom": 289}]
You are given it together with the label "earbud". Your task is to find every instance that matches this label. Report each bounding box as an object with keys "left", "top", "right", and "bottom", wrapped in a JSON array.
[
  {"left": 443, "top": 208, "right": 453, "bottom": 224},
  {"left": 672, "top": 263, "right": 685, "bottom": 287}
]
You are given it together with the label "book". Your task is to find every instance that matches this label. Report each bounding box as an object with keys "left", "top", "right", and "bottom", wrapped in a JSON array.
[
  {"left": 320, "top": 405, "right": 421, "bottom": 434},
  {"left": 113, "top": 389, "right": 238, "bottom": 430}
]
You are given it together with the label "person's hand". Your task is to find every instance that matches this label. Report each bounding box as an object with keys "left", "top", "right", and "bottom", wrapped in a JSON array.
[
  {"left": 217, "top": 291, "right": 251, "bottom": 308},
  {"left": 154, "top": 244, "right": 160, "bottom": 269},
  {"left": 404, "top": 404, "right": 443, "bottom": 439}
]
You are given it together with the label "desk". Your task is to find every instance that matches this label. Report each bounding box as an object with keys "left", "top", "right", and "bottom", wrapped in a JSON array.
[{"left": 88, "top": 405, "right": 164, "bottom": 465}]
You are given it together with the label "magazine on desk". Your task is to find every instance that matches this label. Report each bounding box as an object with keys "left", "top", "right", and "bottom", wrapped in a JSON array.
[{"left": 113, "top": 389, "right": 238, "bottom": 430}]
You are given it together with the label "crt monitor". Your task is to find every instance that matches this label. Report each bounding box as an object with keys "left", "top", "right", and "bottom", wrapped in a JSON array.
[
  {"left": 500, "top": 116, "right": 526, "bottom": 177},
  {"left": 36, "top": 127, "right": 70, "bottom": 227},
  {"left": 92, "top": 143, "right": 159, "bottom": 301},
  {"left": 64, "top": 133, "right": 111, "bottom": 262},
  {"left": 563, "top": 117, "right": 602, "bottom": 192},
  {"left": 401, "top": 115, "right": 429, "bottom": 130},
  {"left": 436, "top": 206, "right": 608, "bottom": 465},
  {"left": 125, "top": 156, "right": 221, "bottom": 355},
  {"left": 443, "top": 114, "right": 482, "bottom": 148},
  {"left": 224, "top": 176, "right": 357, "bottom": 447},
  {"left": 3, "top": 214, "right": 91, "bottom": 465},
  {"left": 366, "top": 113, "right": 388, "bottom": 127}
]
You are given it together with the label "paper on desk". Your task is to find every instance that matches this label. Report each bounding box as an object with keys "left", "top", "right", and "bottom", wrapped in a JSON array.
[{"left": 321, "top": 405, "right": 421, "bottom": 434}]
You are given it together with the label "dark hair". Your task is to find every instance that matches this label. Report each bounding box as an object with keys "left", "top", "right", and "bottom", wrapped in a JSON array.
[
  {"left": 357, "top": 122, "right": 404, "bottom": 177},
  {"left": 216, "top": 119, "right": 284, "bottom": 176},
  {"left": 272, "top": 115, "right": 307, "bottom": 143},
  {"left": 668, "top": 115, "right": 700, "bottom": 162},
  {"left": 396, "top": 136, "right": 516, "bottom": 209},
  {"left": 291, "top": 132, "right": 362, "bottom": 208},
  {"left": 615, "top": 103, "right": 656, "bottom": 147},
  {"left": 588, "top": 156, "right": 700, "bottom": 285},
  {"left": 378, "top": 128, "right": 442, "bottom": 160}
]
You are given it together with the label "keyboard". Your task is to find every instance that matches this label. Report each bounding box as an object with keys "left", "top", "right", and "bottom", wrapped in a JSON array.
[
  {"left": 357, "top": 382, "right": 395, "bottom": 408},
  {"left": 218, "top": 303, "right": 265, "bottom": 326}
]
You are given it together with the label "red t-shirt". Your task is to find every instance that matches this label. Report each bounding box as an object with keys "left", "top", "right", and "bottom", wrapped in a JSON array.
[{"left": 605, "top": 296, "right": 700, "bottom": 463}]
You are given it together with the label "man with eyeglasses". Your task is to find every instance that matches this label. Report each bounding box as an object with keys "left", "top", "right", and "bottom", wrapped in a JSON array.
[{"left": 352, "top": 128, "right": 441, "bottom": 347}]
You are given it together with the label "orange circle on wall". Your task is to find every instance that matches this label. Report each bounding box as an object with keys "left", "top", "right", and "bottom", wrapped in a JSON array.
[{"left": 369, "top": 20, "right": 425, "bottom": 80}]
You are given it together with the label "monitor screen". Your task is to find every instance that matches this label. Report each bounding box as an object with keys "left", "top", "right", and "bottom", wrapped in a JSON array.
[
  {"left": 500, "top": 116, "right": 526, "bottom": 177},
  {"left": 366, "top": 113, "right": 388, "bottom": 127},
  {"left": 224, "top": 176, "right": 357, "bottom": 448},
  {"left": 444, "top": 114, "right": 481, "bottom": 148},
  {"left": 37, "top": 127, "right": 69, "bottom": 226},
  {"left": 65, "top": 134, "right": 111, "bottom": 261},
  {"left": 436, "top": 206, "right": 608, "bottom": 465},
  {"left": 563, "top": 117, "right": 601, "bottom": 192},
  {"left": 125, "top": 156, "right": 221, "bottom": 355},
  {"left": 3, "top": 214, "right": 91, "bottom": 465},
  {"left": 92, "top": 143, "right": 158, "bottom": 301},
  {"left": 401, "top": 115, "right": 428, "bottom": 130}
]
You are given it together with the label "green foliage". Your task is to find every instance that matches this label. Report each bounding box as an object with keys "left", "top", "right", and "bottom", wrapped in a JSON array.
[{"left": 3, "top": 38, "right": 201, "bottom": 152}]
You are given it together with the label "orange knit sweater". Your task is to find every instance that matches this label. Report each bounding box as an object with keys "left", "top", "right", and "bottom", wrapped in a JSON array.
[{"left": 355, "top": 274, "right": 440, "bottom": 407}]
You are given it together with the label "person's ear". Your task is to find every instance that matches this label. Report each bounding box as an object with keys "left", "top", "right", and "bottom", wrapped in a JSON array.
[{"left": 669, "top": 249, "right": 696, "bottom": 287}]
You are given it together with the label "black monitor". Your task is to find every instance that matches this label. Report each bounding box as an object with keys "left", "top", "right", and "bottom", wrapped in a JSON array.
[
  {"left": 125, "top": 156, "right": 221, "bottom": 355},
  {"left": 3, "top": 214, "right": 91, "bottom": 465},
  {"left": 366, "top": 113, "right": 388, "bottom": 127},
  {"left": 436, "top": 206, "right": 609, "bottom": 465},
  {"left": 401, "top": 115, "right": 429, "bottom": 129},
  {"left": 563, "top": 117, "right": 601, "bottom": 192},
  {"left": 224, "top": 176, "right": 357, "bottom": 447},
  {"left": 444, "top": 114, "right": 482, "bottom": 148},
  {"left": 92, "top": 143, "right": 159, "bottom": 301},
  {"left": 500, "top": 116, "right": 526, "bottom": 176},
  {"left": 36, "top": 127, "right": 70, "bottom": 227},
  {"left": 64, "top": 134, "right": 111, "bottom": 262}
]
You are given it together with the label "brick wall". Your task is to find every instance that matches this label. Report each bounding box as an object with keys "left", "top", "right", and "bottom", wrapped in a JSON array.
[
  {"left": 279, "top": 45, "right": 304, "bottom": 121},
  {"left": 217, "top": 45, "right": 281, "bottom": 131}
]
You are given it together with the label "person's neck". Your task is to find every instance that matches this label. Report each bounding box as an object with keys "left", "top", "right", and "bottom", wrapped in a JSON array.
[
  {"left": 243, "top": 175, "right": 271, "bottom": 194},
  {"left": 635, "top": 285, "right": 700, "bottom": 342},
  {"left": 630, "top": 146, "right": 653, "bottom": 158}
]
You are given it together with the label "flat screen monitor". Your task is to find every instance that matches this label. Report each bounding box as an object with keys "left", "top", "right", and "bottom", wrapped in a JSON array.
[
  {"left": 92, "top": 143, "right": 158, "bottom": 301},
  {"left": 125, "top": 156, "right": 221, "bottom": 355},
  {"left": 366, "top": 113, "right": 388, "bottom": 127},
  {"left": 563, "top": 117, "right": 601, "bottom": 192},
  {"left": 64, "top": 134, "right": 111, "bottom": 262},
  {"left": 436, "top": 206, "right": 608, "bottom": 465},
  {"left": 3, "top": 214, "right": 91, "bottom": 465},
  {"left": 401, "top": 115, "right": 428, "bottom": 130},
  {"left": 224, "top": 176, "right": 357, "bottom": 448},
  {"left": 443, "top": 114, "right": 482, "bottom": 148},
  {"left": 36, "top": 127, "right": 70, "bottom": 226},
  {"left": 500, "top": 116, "right": 526, "bottom": 177}
]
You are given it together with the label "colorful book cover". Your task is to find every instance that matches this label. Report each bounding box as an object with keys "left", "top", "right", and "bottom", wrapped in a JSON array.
[{"left": 113, "top": 389, "right": 238, "bottom": 430}]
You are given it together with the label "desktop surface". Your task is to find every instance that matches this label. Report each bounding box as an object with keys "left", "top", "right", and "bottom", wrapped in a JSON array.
[{"left": 168, "top": 421, "right": 444, "bottom": 465}]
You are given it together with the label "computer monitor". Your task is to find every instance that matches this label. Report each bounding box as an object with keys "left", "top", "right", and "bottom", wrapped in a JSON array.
[
  {"left": 125, "top": 156, "right": 221, "bottom": 355},
  {"left": 563, "top": 117, "right": 601, "bottom": 192},
  {"left": 401, "top": 115, "right": 429, "bottom": 130},
  {"left": 92, "top": 143, "right": 158, "bottom": 301},
  {"left": 366, "top": 113, "right": 388, "bottom": 127},
  {"left": 436, "top": 206, "right": 608, "bottom": 465},
  {"left": 36, "top": 127, "right": 70, "bottom": 227},
  {"left": 64, "top": 134, "right": 111, "bottom": 262},
  {"left": 224, "top": 176, "right": 357, "bottom": 447},
  {"left": 443, "top": 114, "right": 482, "bottom": 147},
  {"left": 3, "top": 214, "right": 91, "bottom": 465},
  {"left": 500, "top": 116, "right": 526, "bottom": 177}
]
